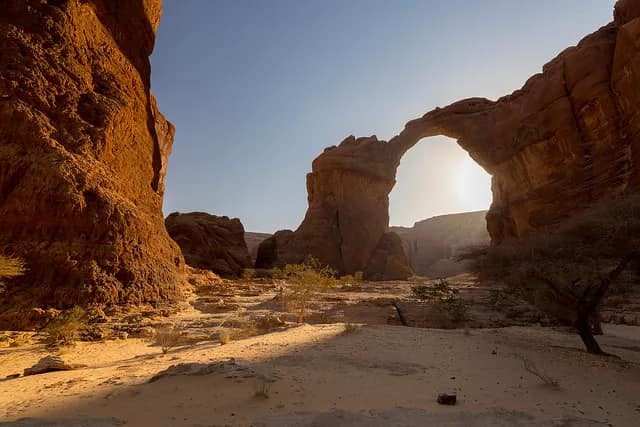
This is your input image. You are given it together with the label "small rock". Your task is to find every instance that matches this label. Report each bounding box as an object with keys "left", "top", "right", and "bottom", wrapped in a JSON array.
[
  {"left": 24, "top": 355, "right": 87, "bottom": 376},
  {"left": 437, "top": 393, "right": 457, "bottom": 405}
]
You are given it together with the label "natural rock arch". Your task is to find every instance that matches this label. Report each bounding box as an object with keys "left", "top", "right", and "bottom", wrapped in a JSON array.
[{"left": 258, "top": 0, "right": 640, "bottom": 278}]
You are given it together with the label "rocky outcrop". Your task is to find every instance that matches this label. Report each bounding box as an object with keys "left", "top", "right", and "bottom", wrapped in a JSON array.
[
  {"left": 166, "top": 213, "right": 252, "bottom": 278},
  {"left": 0, "top": 0, "right": 182, "bottom": 323},
  {"left": 258, "top": 0, "right": 640, "bottom": 277},
  {"left": 392, "top": 211, "right": 490, "bottom": 278},
  {"left": 244, "top": 232, "right": 272, "bottom": 261}
]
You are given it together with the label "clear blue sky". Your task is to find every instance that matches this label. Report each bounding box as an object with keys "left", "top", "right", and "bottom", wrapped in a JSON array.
[{"left": 151, "top": 0, "right": 615, "bottom": 233}]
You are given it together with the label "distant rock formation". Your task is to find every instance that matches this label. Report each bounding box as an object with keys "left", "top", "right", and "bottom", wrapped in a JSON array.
[
  {"left": 258, "top": 0, "right": 640, "bottom": 278},
  {"left": 166, "top": 213, "right": 252, "bottom": 278},
  {"left": 244, "top": 232, "right": 272, "bottom": 261},
  {"left": 0, "top": 0, "right": 182, "bottom": 325},
  {"left": 391, "top": 211, "right": 490, "bottom": 278}
]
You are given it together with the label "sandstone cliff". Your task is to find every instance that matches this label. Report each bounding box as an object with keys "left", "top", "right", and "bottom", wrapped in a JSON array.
[
  {"left": 258, "top": 0, "right": 640, "bottom": 278},
  {"left": 166, "top": 213, "right": 252, "bottom": 278},
  {"left": 392, "top": 211, "right": 490, "bottom": 278},
  {"left": 0, "top": 0, "right": 182, "bottom": 326}
]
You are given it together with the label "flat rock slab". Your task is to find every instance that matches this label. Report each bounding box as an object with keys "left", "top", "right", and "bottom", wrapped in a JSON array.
[
  {"left": 23, "top": 356, "right": 86, "bottom": 376},
  {"left": 147, "top": 358, "right": 257, "bottom": 383}
]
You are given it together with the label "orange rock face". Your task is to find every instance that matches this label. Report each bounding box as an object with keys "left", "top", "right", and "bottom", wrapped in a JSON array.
[
  {"left": 0, "top": 0, "right": 182, "bottom": 322},
  {"left": 259, "top": 0, "right": 640, "bottom": 278},
  {"left": 166, "top": 213, "right": 252, "bottom": 278}
]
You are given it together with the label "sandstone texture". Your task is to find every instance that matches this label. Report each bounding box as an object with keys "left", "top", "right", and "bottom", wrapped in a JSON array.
[
  {"left": 0, "top": 0, "right": 182, "bottom": 325},
  {"left": 392, "top": 211, "right": 490, "bottom": 278},
  {"left": 166, "top": 212, "right": 252, "bottom": 278},
  {"left": 259, "top": 0, "right": 640, "bottom": 277}
]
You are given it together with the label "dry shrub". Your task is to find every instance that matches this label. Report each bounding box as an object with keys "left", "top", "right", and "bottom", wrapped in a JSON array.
[
  {"left": 45, "top": 307, "right": 86, "bottom": 346},
  {"left": 154, "top": 326, "right": 182, "bottom": 354},
  {"left": 271, "top": 256, "right": 338, "bottom": 323},
  {"left": 411, "top": 279, "right": 468, "bottom": 328}
]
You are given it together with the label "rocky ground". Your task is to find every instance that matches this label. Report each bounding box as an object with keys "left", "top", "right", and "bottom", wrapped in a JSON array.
[{"left": 1, "top": 273, "right": 640, "bottom": 426}]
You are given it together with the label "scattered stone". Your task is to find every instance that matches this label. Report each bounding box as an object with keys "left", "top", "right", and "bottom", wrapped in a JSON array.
[
  {"left": 24, "top": 356, "right": 87, "bottom": 376},
  {"left": 437, "top": 393, "right": 457, "bottom": 406}
]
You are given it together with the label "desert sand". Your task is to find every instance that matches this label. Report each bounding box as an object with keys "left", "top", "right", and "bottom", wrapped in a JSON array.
[{"left": 1, "top": 319, "right": 639, "bottom": 426}]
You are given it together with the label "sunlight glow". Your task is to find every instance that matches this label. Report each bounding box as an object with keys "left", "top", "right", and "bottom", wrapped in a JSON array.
[
  {"left": 389, "top": 137, "right": 493, "bottom": 227},
  {"left": 455, "top": 155, "right": 492, "bottom": 212}
]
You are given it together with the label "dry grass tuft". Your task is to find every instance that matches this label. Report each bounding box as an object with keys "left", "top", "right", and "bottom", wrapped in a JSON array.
[
  {"left": 154, "top": 326, "right": 182, "bottom": 354},
  {"left": 219, "top": 330, "right": 231, "bottom": 345}
]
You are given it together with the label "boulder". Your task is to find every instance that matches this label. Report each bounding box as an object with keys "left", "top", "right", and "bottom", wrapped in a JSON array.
[{"left": 165, "top": 212, "right": 252, "bottom": 278}]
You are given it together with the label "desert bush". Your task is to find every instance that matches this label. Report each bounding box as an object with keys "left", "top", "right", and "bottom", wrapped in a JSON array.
[
  {"left": 0, "top": 255, "right": 25, "bottom": 278},
  {"left": 411, "top": 279, "right": 468, "bottom": 326},
  {"left": 464, "top": 192, "right": 640, "bottom": 355},
  {"left": 45, "top": 307, "right": 86, "bottom": 346},
  {"left": 271, "top": 256, "right": 338, "bottom": 323},
  {"left": 154, "top": 326, "right": 182, "bottom": 354}
]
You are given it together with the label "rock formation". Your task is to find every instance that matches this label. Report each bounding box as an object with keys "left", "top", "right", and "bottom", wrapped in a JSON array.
[
  {"left": 0, "top": 0, "right": 182, "bottom": 325},
  {"left": 244, "top": 232, "right": 272, "bottom": 261},
  {"left": 392, "top": 211, "right": 490, "bottom": 278},
  {"left": 258, "top": 0, "right": 640, "bottom": 278},
  {"left": 166, "top": 213, "right": 252, "bottom": 278}
]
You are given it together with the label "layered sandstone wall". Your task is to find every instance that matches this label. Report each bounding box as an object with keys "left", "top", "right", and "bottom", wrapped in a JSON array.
[
  {"left": 0, "top": 0, "right": 182, "bottom": 323},
  {"left": 258, "top": 0, "right": 640, "bottom": 278}
]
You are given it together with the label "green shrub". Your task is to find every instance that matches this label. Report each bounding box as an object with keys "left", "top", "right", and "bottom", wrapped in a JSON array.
[{"left": 272, "top": 257, "right": 338, "bottom": 323}]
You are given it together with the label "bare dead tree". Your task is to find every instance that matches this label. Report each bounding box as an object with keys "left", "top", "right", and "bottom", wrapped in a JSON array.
[{"left": 464, "top": 192, "right": 640, "bottom": 355}]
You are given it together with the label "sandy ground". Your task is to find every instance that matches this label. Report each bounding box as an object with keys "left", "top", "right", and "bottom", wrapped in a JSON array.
[{"left": 1, "top": 322, "right": 639, "bottom": 426}]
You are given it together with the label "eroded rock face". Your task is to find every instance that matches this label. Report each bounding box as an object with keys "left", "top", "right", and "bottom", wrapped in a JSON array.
[
  {"left": 259, "top": 0, "right": 640, "bottom": 277},
  {"left": 166, "top": 213, "right": 252, "bottom": 278},
  {"left": 0, "top": 0, "right": 182, "bottom": 322}
]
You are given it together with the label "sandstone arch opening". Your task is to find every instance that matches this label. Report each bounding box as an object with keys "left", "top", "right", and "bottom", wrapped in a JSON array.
[
  {"left": 390, "top": 137, "right": 493, "bottom": 278},
  {"left": 390, "top": 136, "right": 492, "bottom": 228}
]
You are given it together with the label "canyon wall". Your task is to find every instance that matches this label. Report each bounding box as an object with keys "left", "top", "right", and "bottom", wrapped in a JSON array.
[
  {"left": 0, "top": 0, "right": 182, "bottom": 323},
  {"left": 258, "top": 0, "right": 640, "bottom": 278}
]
